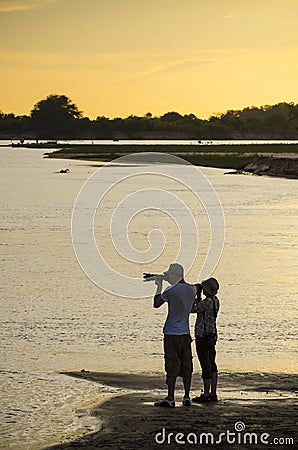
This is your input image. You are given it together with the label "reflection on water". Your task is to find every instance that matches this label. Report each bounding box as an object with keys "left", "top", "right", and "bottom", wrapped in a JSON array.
[{"left": 0, "top": 147, "right": 297, "bottom": 449}]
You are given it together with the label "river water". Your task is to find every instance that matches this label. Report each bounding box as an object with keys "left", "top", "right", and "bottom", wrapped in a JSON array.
[{"left": 0, "top": 145, "right": 297, "bottom": 449}]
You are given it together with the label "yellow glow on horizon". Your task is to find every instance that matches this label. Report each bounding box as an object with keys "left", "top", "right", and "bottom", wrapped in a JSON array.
[{"left": 0, "top": 0, "right": 297, "bottom": 119}]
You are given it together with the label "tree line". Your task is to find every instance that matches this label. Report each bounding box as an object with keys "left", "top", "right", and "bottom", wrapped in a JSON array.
[{"left": 0, "top": 94, "right": 298, "bottom": 140}]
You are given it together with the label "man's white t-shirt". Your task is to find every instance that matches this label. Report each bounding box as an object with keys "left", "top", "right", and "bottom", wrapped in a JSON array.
[{"left": 161, "top": 283, "right": 196, "bottom": 335}]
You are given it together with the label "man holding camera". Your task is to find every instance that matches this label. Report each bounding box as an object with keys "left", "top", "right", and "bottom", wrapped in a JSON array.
[{"left": 153, "top": 263, "right": 197, "bottom": 407}]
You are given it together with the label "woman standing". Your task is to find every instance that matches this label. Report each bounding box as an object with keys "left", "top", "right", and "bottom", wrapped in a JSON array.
[{"left": 192, "top": 278, "right": 220, "bottom": 402}]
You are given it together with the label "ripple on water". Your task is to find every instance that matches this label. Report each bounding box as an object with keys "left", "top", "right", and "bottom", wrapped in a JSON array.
[{"left": 0, "top": 370, "right": 104, "bottom": 450}]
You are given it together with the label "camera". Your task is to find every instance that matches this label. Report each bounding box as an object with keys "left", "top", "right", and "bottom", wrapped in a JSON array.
[{"left": 143, "top": 273, "right": 164, "bottom": 282}]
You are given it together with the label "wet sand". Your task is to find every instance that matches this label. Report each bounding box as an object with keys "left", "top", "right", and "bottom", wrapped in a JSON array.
[{"left": 47, "top": 372, "right": 297, "bottom": 449}]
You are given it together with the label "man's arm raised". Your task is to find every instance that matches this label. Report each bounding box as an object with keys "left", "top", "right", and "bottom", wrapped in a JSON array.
[{"left": 153, "top": 275, "right": 165, "bottom": 308}]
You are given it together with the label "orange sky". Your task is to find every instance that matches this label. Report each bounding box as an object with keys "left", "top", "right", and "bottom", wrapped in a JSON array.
[{"left": 0, "top": 0, "right": 297, "bottom": 119}]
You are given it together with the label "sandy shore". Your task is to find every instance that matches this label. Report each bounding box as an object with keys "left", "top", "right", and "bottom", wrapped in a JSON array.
[{"left": 46, "top": 371, "right": 297, "bottom": 449}]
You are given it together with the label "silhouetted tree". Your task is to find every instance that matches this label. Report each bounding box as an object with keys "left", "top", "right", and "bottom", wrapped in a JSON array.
[
  {"left": 184, "top": 113, "right": 198, "bottom": 121},
  {"left": 31, "top": 94, "right": 82, "bottom": 139},
  {"left": 160, "top": 112, "right": 183, "bottom": 122},
  {"left": 0, "top": 112, "right": 30, "bottom": 138}
]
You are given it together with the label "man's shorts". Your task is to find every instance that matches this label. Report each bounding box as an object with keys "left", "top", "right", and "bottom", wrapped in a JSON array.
[{"left": 163, "top": 334, "right": 193, "bottom": 378}]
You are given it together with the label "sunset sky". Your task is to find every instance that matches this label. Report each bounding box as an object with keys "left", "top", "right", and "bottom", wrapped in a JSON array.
[{"left": 0, "top": 0, "right": 297, "bottom": 119}]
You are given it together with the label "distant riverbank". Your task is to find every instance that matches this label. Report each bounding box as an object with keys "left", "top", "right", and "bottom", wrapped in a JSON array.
[
  {"left": 8, "top": 142, "right": 298, "bottom": 178},
  {"left": 40, "top": 143, "right": 298, "bottom": 178}
]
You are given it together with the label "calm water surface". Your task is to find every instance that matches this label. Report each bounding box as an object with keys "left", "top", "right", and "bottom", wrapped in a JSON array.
[{"left": 0, "top": 146, "right": 297, "bottom": 449}]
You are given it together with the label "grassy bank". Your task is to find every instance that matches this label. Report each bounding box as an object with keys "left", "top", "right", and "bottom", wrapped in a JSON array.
[
  {"left": 40, "top": 143, "right": 298, "bottom": 171},
  {"left": 23, "top": 142, "right": 298, "bottom": 154}
]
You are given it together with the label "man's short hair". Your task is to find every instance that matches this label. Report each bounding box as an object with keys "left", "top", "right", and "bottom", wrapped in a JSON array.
[{"left": 164, "top": 263, "right": 184, "bottom": 278}]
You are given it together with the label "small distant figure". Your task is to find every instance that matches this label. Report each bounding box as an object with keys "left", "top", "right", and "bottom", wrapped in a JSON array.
[
  {"left": 20, "top": 137, "right": 24, "bottom": 145},
  {"left": 153, "top": 263, "right": 197, "bottom": 407},
  {"left": 59, "top": 168, "right": 70, "bottom": 173},
  {"left": 191, "top": 278, "right": 220, "bottom": 402}
]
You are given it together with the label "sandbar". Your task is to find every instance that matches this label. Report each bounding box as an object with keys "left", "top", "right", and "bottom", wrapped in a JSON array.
[{"left": 46, "top": 371, "right": 297, "bottom": 449}]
